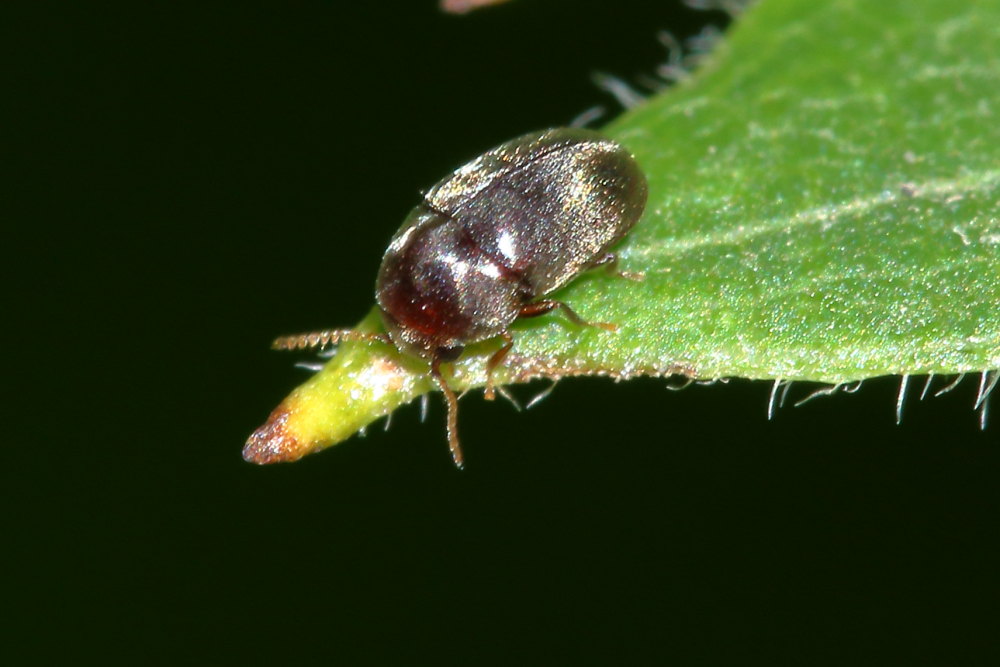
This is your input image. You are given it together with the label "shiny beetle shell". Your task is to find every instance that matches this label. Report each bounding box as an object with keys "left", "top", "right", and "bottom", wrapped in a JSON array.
[{"left": 375, "top": 127, "right": 647, "bottom": 359}]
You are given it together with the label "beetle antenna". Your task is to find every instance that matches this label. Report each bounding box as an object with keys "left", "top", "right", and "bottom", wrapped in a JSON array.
[
  {"left": 431, "top": 357, "right": 464, "bottom": 469},
  {"left": 271, "top": 329, "right": 390, "bottom": 351}
]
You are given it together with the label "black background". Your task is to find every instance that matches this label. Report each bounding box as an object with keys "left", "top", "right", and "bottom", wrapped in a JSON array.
[{"left": 9, "top": 1, "right": 1000, "bottom": 663}]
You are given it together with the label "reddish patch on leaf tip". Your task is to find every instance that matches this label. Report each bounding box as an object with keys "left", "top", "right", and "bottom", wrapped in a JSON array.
[{"left": 243, "top": 405, "right": 310, "bottom": 464}]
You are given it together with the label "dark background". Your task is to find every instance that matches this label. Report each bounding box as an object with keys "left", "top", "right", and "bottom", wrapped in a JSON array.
[{"left": 9, "top": 0, "right": 999, "bottom": 663}]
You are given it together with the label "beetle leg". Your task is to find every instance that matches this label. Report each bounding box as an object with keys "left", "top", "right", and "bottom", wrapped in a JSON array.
[
  {"left": 590, "top": 253, "right": 645, "bottom": 281},
  {"left": 519, "top": 300, "right": 618, "bottom": 332},
  {"left": 430, "top": 356, "right": 464, "bottom": 469},
  {"left": 271, "top": 329, "right": 391, "bottom": 351},
  {"left": 483, "top": 331, "right": 514, "bottom": 401}
]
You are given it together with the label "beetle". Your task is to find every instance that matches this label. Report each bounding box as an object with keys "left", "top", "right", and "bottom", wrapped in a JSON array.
[{"left": 270, "top": 128, "right": 647, "bottom": 467}]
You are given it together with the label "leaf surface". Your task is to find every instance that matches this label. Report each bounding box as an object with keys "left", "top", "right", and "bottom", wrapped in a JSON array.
[{"left": 246, "top": 0, "right": 1000, "bottom": 463}]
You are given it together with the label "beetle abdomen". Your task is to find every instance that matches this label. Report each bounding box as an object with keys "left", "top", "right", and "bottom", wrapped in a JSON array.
[
  {"left": 377, "top": 128, "right": 646, "bottom": 358},
  {"left": 448, "top": 135, "right": 646, "bottom": 294}
]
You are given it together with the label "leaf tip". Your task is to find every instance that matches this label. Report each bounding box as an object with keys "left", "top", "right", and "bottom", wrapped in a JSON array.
[{"left": 243, "top": 404, "right": 311, "bottom": 465}]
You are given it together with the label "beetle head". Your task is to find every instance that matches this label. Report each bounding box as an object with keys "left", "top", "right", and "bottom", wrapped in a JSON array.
[{"left": 379, "top": 306, "right": 465, "bottom": 362}]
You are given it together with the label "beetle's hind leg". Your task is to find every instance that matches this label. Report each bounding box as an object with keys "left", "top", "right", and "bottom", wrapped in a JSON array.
[
  {"left": 485, "top": 299, "right": 620, "bottom": 397},
  {"left": 431, "top": 356, "right": 465, "bottom": 469},
  {"left": 590, "top": 252, "right": 645, "bottom": 282},
  {"left": 518, "top": 300, "right": 618, "bottom": 332}
]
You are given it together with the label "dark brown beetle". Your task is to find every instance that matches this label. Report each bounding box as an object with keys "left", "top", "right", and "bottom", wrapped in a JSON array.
[{"left": 272, "top": 128, "right": 647, "bottom": 467}]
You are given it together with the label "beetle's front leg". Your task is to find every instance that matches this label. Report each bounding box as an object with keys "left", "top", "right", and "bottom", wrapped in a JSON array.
[
  {"left": 483, "top": 331, "right": 514, "bottom": 401},
  {"left": 430, "top": 355, "right": 464, "bottom": 469}
]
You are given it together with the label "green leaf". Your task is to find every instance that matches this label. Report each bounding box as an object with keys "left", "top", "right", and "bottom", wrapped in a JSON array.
[{"left": 246, "top": 0, "right": 1000, "bottom": 463}]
